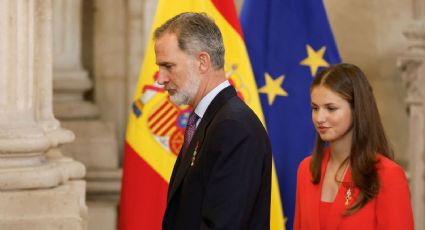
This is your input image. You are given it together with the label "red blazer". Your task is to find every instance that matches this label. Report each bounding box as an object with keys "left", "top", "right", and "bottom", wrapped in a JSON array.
[{"left": 294, "top": 150, "right": 414, "bottom": 230}]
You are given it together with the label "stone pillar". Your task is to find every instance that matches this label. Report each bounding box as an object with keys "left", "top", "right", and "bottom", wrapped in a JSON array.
[
  {"left": 0, "top": 0, "right": 86, "bottom": 229},
  {"left": 52, "top": 0, "right": 98, "bottom": 119},
  {"left": 398, "top": 7, "right": 425, "bottom": 228},
  {"left": 52, "top": 0, "right": 122, "bottom": 229}
]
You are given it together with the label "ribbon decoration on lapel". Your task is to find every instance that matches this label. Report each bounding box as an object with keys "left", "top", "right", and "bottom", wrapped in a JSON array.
[{"left": 190, "top": 141, "right": 200, "bottom": 167}]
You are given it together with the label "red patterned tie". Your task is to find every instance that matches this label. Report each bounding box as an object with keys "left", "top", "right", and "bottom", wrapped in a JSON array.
[{"left": 182, "top": 112, "right": 199, "bottom": 157}]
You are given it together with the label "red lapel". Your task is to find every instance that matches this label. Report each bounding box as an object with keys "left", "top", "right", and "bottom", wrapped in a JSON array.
[
  {"left": 324, "top": 152, "right": 358, "bottom": 230},
  {"left": 311, "top": 149, "right": 331, "bottom": 230}
]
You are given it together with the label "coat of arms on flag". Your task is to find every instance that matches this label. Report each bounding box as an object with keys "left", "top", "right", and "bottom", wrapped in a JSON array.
[{"left": 131, "top": 65, "right": 251, "bottom": 156}]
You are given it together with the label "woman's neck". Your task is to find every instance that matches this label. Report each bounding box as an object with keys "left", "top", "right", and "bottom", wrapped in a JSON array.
[
  {"left": 329, "top": 131, "right": 352, "bottom": 164},
  {"left": 329, "top": 142, "right": 351, "bottom": 165}
]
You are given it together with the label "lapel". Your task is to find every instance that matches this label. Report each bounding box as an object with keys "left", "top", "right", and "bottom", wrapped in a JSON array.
[
  {"left": 167, "top": 86, "right": 237, "bottom": 204},
  {"left": 324, "top": 151, "right": 357, "bottom": 230},
  {"left": 166, "top": 153, "right": 182, "bottom": 201},
  {"left": 312, "top": 150, "right": 331, "bottom": 229}
]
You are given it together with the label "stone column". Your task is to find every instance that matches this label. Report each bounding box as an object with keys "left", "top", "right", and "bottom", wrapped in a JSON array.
[
  {"left": 398, "top": 2, "right": 425, "bottom": 227},
  {"left": 0, "top": 0, "right": 86, "bottom": 229},
  {"left": 52, "top": 0, "right": 98, "bottom": 119},
  {"left": 52, "top": 0, "right": 122, "bottom": 229}
]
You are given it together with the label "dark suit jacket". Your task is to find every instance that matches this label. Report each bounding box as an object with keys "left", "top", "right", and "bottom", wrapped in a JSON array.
[
  {"left": 294, "top": 149, "right": 414, "bottom": 230},
  {"left": 162, "top": 86, "right": 272, "bottom": 230}
]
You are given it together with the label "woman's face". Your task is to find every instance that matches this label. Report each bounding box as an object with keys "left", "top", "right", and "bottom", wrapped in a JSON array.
[{"left": 311, "top": 85, "right": 353, "bottom": 144}]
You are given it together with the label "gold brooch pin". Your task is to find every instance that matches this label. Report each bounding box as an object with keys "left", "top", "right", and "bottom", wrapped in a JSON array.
[{"left": 345, "top": 187, "right": 352, "bottom": 206}]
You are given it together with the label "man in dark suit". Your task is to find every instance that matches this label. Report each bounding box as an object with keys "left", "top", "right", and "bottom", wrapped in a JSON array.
[{"left": 154, "top": 12, "right": 272, "bottom": 229}]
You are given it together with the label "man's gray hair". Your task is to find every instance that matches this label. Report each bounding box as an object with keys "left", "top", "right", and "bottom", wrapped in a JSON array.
[{"left": 154, "top": 12, "right": 225, "bottom": 70}]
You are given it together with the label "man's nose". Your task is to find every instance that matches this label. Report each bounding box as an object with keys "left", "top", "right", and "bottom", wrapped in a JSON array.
[{"left": 157, "top": 69, "right": 169, "bottom": 85}]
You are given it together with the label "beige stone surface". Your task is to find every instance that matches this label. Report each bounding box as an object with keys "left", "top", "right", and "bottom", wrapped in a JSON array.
[
  {"left": 53, "top": 0, "right": 85, "bottom": 71},
  {"left": 0, "top": 158, "right": 84, "bottom": 190},
  {"left": 93, "top": 0, "right": 128, "bottom": 152},
  {"left": 59, "top": 119, "right": 120, "bottom": 230},
  {"left": 0, "top": 181, "right": 87, "bottom": 230},
  {"left": 88, "top": 201, "right": 118, "bottom": 230},
  {"left": 86, "top": 169, "right": 122, "bottom": 193},
  {"left": 93, "top": 0, "right": 126, "bottom": 78},
  {"left": 96, "top": 78, "right": 127, "bottom": 149},
  {"left": 127, "top": 0, "right": 145, "bottom": 105},
  {"left": 61, "top": 120, "right": 118, "bottom": 169},
  {"left": 370, "top": 79, "right": 408, "bottom": 161}
]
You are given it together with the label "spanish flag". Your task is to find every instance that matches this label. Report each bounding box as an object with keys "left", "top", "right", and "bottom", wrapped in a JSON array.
[{"left": 119, "top": 0, "right": 285, "bottom": 229}]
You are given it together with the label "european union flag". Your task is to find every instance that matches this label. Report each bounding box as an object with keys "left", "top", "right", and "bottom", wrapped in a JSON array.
[{"left": 241, "top": 0, "right": 341, "bottom": 228}]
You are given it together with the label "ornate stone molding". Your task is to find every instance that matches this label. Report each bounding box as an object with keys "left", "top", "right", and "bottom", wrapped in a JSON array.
[
  {"left": 398, "top": 19, "right": 425, "bottom": 230},
  {"left": 402, "top": 21, "right": 425, "bottom": 54},
  {"left": 398, "top": 55, "right": 423, "bottom": 106}
]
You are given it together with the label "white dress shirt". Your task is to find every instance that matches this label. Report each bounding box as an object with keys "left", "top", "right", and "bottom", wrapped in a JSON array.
[{"left": 193, "top": 80, "right": 231, "bottom": 127}]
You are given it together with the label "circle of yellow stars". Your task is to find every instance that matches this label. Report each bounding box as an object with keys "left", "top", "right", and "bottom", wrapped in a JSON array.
[{"left": 258, "top": 44, "right": 329, "bottom": 106}]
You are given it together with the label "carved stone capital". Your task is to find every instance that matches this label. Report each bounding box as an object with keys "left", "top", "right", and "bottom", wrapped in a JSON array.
[
  {"left": 403, "top": 21, "right": 425, "bottom": 54},
  {"left": 397, "top": 55, "right": 424, "bottom": 107}
]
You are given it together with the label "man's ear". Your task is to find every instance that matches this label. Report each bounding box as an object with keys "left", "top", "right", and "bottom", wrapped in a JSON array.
[{"left": 198, "top": 52, "right": 211, "bottom": 73}]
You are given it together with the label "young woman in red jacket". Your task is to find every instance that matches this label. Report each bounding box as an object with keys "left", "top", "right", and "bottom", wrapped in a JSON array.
[{"left": 294, "top": 63, "right": 414, "bottom": 230}]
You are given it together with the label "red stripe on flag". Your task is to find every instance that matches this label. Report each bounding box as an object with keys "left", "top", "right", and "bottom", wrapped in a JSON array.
[
  {"left": 150, "top": 104, "right": 174, "bottom": 131},
  {"left": 211, "top": 0, "right": 243, "bottom": 37},
  {"left": 157, "top": 111, "right": 179, "bottom": 136},
  {"left": 119, "top": 142, "right": 168, "bottom": 230},
  {"left": 152, "top": 108, "right": 177, "bottom": 134},
  {"left": 148, "top": 101, "right": 169, "bottom": 121},
  {"left": 143, "top": 85, "right": 165, "bottom": 93},
  {"left": 158, "top": 114, "right": 178, "bottom": 136}
]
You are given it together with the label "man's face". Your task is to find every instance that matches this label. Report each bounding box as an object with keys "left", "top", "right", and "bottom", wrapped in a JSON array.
[{"left": 154, "top": 33, "right": 200, "bottom": 106}]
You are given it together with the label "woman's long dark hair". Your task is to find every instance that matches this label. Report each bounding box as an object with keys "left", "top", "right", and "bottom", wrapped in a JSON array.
[{"left": 310, "top": 63, "right": 393, "bottom": 214}]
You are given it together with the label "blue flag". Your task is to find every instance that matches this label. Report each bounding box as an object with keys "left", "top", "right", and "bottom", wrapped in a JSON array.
[{"left": 241, "top": 0, "right": 341, "bottom": 228}]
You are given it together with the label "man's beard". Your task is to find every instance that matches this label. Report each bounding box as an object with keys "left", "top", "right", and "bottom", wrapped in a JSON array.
[{"left": 169, "top": 69, "right": 200, "bottom": 106}]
